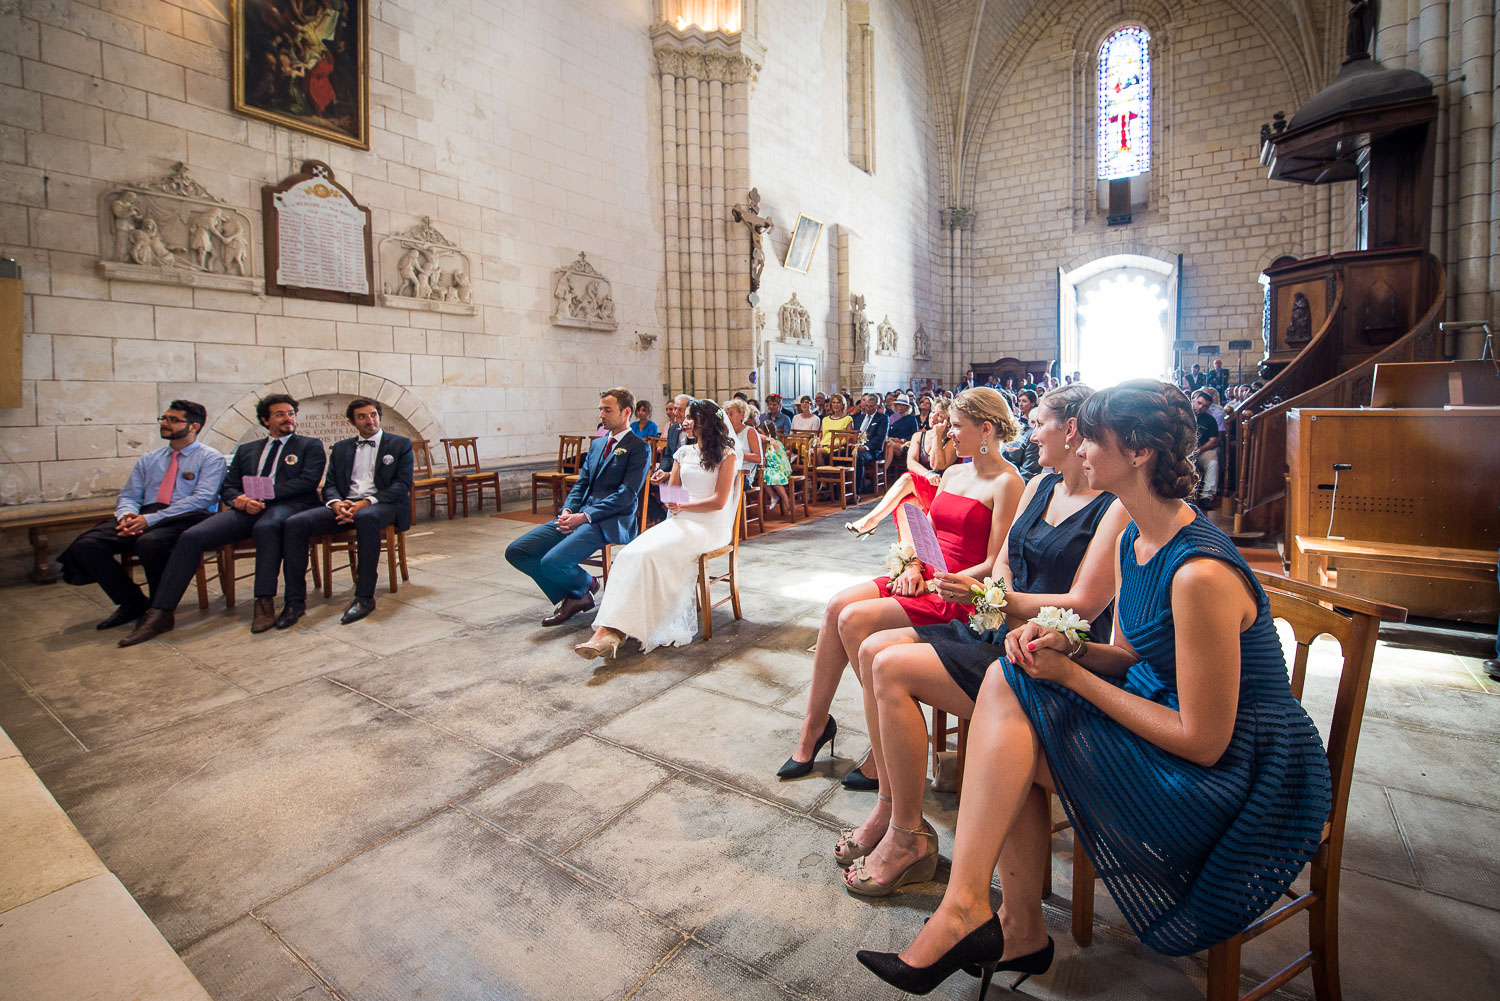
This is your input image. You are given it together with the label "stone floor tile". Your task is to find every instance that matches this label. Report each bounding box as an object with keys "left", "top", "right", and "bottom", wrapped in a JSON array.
[
  {"left": 179, "top": 915, "right": 329, "bottom": 1001},
  {"left": 259, "top": 808, "right": 681, "bottom": 1001},
  {"left": 1346, "top": 715, "right": 1500, "bottom": 812},
  {"left": 308, "top": 599, "right": 468, "bottom": 655},
  {"left": 36, "top": 679, "right": 512, "bottom": 946},
  {"left": 1339, "top": 780, "right": 1418, "bottom": 885},
  {"left": 0, "top": 666, "right": 87, "bottom": 768},
  {"left": 629, "top": 941, "right": 806, "bottom": 1001},
  {"left": 594, "top": 684, "right": 864, "bottom": 810},
  {"left": 0, "top": 584, "right": 113, "bottom": 642},
  {"left": 461, "top": 734, "right": 676, "bottom": 855},
  {"left": 0, "top": 618, "right": 207, "bottom": 688},
  {"left": 0, "top": 755, "right": 107, "bottom": 912},
  {"left": 168, "top": 615, "right": 374, "bottom": 694},
  {"left": 1387, "top": 787, "right": 1500, "bottom": 910}
]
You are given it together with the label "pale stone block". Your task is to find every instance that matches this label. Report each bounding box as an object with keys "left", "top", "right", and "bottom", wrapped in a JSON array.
[
  {"left": 285, "top": 348, "right": 357, "bottom": 374},
  {"left": 358, "top": 373, "right": 386, "bottom": 400},
  {"left": 116, "top": 424, "right": 159, "bottom": 456},
  {"left": 0, "top": 426, "right": 56, "bottom": 463},
  {"left": 114, "top": 339, "right": 195, "bottom": 382},
  {"left": 375, "top": 381, "right": 405, "bottom": 408},
  {"left": 410, "top": 354, "right": 443, "bottom": 385},
  {"left": 33, "top": 296, "right": 154, "bottom": 339},
  {"left": 157, "top": 383, "right": 254, "bottom": 430},
  {"left": 56, "top": 423, "right": 120, "bottom": 461},
  {"left": 279, "top": 298, "right": 351, "bottom": 321},
  {"left": 194, "top": 344, "right": 285, "bottom": 385},
  {"left": 39, "top": 25, "right": 101, "bottom": 77},
  {"left": 0, "top": 382, "right": 37, "bottom": 426},
  {"left": 21, "top": 335, "right": 51, "bottom": 381},
  {"left": 157, "top": 306, "right": 256, "bottom": 344},
  {"left": 208, "top": 409, "right": 254, "bottom": 445},
  {"left": 102, "top": 44, "right": 186, "bottom": 102},
  {"left": 107, "top": 282, "right": 194, "bottom": 307},
  {"left": 46, "top": 251, "right": 111, "bottom": 299},
  {"left": 336, "top": 322, "right": 394, "bottom": 352},
  {"left": 257, "top": 315, "right": 337, "bottom": 349},
  {"left": 40, "top": 95, "right": 103, "bottom": 144},
  {"left": 144, "top": 26, "right": 223, "bottom": 76},
  {"left": 41, "top": 455, "right": 138, "bottom": 499},
  {"left": 307, "top": 370, "right": 339, "bottom": 396},
  {"left": 198, "top": 429, "right": 234, "bottom": 455},
  {"left": 427, "top": 329, "right": 463, "bottom": 355},
  {"left": 50, "top": 335, "right": 114, "bottom": 381},
  {"left": 359, "top": 352, "right": 411, "bottom": 385},
  {"left": 0, "top": 164, "right": 44, "bottom": 207},
  {"left": 283, "top": 373, "right": 313, "bottom": 400},
  {"left": 27, "top": 207, "right": 94, "bottom": 255},
  {"left": 37, "top": 381, "right": 156, "bottom": 426},
  {"left": 191, "top": 290, "right": 280, "bottom": 315},
  {"left": 185, "top": 130, "right": 271, "bottom": 178},
  {"left": 0, "top": 460, "right": 42, "bottom": 504},
  {"left": 23, "top": 59, "right": 145, "bottom": 116},
  {"left": 0, "top": 83, "right": 41, "bottom": 130},
  {"left": 103, "top": 112, "right": 187, "bottom": 162},
  {"left": 337, "top": 371, "right": 361, "bottom": 395},
  {"left": 442, "top": 356, "right": 485, "bottom": 387}
]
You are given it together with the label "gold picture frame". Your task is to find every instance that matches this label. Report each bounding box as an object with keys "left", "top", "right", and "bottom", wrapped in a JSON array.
[
  {"left": 782, "top": 213, "right": 824, "bottom": 275},
  {"left": 232, "top": 1, "right": 370, "bottom": 150}
]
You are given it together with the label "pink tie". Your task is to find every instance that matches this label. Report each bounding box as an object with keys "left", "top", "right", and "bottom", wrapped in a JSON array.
[{"left": 155, "top": 450, "right": 180, "bottom": 506}]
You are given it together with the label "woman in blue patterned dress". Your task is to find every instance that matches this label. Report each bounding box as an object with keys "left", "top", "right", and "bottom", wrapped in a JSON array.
[{"left": 855, "top": 380, "right": 1332, "bottom": 998}]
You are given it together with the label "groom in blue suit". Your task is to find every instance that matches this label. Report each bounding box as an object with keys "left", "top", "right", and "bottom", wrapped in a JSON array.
[{"left": 505, "top": 388, "right": 651, "bottom": 625}]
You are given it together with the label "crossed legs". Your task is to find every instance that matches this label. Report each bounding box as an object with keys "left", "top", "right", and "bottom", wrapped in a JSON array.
[{"left": 848, "top": 472, "right": 920, "bottom": 534}]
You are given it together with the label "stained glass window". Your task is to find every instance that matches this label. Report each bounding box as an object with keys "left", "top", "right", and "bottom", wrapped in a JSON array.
[{"left": 1097, "top": 27, "right": 1151, "bottom": 180}]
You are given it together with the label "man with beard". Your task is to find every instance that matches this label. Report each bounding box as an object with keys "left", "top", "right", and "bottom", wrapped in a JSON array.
[{"left": 59, "top": 401, "right": 226, "bottom": 631}]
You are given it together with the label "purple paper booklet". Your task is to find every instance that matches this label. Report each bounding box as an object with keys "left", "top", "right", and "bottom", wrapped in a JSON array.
[
  {"left": 899, "top": 502, "right": 947, "bottom": 574},
  {"left": 659, "top": 484, "right": 689, "bottom": 505},
  {"left": 242, "top": 475, "right": 275, "bottom": 500}
]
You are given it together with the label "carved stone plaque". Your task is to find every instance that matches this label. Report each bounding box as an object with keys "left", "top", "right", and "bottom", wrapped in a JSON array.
[
  {"left": 550, "top": 253, "right": 618, "bottom": 331},
  {"left": 96, "top": 163, "right": 257, "bottom": 293},
  {"left": 914, "top": 321, "right": 931, "bottom": 359},
  {"left": 876, "top": 316, "right": 898, "bottom": 356},
  {"left": 777, "top": 292, "right": 811, "bottom": 344},
  {"left": 377, "top": 217, "right": 477, "bottom": 315},
  {"left": 262, "top": 160, "right": 374, "bottom": 305}
]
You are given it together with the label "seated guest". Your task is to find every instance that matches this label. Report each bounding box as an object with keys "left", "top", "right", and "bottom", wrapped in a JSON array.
[
  {"left": 779, "top": 389, "right": 1023, "bottom": 779},
  {"left": 647, "top": 394, "right": 691, "bottom": 522},
  {"left": 279, "top": 399, "right": 414, "bottom": 627},
  {"left": 504, "top": 387, "right": 650, "bottom": 626},
  {"left": 725, "top": 399, "right": 763, "bottom": 485},
  {"left": 856, "top": 380, "right": 1330, "bottom": 994},
  {"left": 1002, "top": 390, "right": 1042, "bottom": 481},
  {"left": 1191, "top": 390, "right": 1221, "bottom": 509},
  {"left": 836, "top": 384, "right": 1127, "bottom": 887},
  {"left": 630, "top": 400, "right": 659, "bottom": 439},
  {"left": 813, "top": 392, "right": 830, "bottom": 418},
  {"left": 915, "top": 394, "right": 934, "bottom": 431},
  {"left": 884, "top": 394, "right": 919, "bottom": 478},
  {"left": 120, "top": 394, "right": 326, "bottom": 646},
  {"left": 850, "top": 393, "right": 889, "bottom": 492},
  {"left": 791, "top": 396, "right": 821, "bottom": 432},
  {"left": 762, "top": 393, "right": 792, "bottom": 434},
  {"left": 816, "top": 393, "right": 853, "bottom": 464},
  {"left": 59, "top": 401, "right": 226, "bottom": 630},
  {"left": 757, "top": 420, "right": 794, "bottom": 516}
]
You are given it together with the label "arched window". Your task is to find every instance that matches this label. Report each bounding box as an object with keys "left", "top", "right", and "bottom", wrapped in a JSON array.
[{"left": 1097, "top": 26, "right": 1151, "bottom": 180}]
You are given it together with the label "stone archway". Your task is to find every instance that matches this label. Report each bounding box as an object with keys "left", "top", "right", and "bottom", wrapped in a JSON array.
[{"left": 202, "top": 369, "right": 444, "bottom": 457}]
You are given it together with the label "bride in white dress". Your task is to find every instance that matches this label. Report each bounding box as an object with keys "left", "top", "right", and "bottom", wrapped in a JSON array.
[{"left": 575, "top": 399, "right": 741, "bottom": 658}]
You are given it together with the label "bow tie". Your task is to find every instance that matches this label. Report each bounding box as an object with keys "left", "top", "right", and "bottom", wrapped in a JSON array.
[{"left": 357, "top": 439, "right": 377, "bottom": 447}]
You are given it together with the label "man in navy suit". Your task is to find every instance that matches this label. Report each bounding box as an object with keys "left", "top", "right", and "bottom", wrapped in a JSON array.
[
  {"left": 120, "top": 393, "right": 327, "bottom": 646},
  {"left": 278, "top": 398, "right": 414, "bottom": 628},
  {"left": 505, "top": 387, "right": 650, "bottom": 626},
  {"left": 646, "top": 393, "right": 691, "bottom": 523},
  {"left": 850, "top": 393, "right": 889, "bottom": 495}
]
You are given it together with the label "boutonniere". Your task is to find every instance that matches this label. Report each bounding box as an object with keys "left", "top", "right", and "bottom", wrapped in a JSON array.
[
  {"left": 612, "top": 446, "right": 627, "bottom": 457},
  {"left": 285, "top": 453, "right": 299, "bottom": 465}
]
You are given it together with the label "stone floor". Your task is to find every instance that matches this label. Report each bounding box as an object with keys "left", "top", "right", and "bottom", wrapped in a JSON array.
[{"left": 1, "top": 507, "right": 1497, "bottom": 1001}]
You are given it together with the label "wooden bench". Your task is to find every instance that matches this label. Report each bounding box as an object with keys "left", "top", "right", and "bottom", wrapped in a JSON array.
[
  {"left": 0, "top": 503, "right": 117, "bottom": 583},
  {"left": 1295, "top": 535, "right": 1496, "bottom": 621}
]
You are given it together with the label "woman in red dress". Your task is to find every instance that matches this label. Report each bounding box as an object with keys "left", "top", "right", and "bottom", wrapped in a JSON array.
[{"left": 778, "top": 388, "right": 1025, "bottom": 779}]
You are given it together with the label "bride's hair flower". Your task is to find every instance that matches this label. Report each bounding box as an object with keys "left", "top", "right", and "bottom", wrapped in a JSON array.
[{"left": 967, "top": 576, "right": 1007, "bottom": 633}]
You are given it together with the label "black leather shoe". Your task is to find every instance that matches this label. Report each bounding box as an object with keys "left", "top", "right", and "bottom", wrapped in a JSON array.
[
  {"left": 1484, "top": 658, "right": 1500, "bottom": 682},
  {"left": 97, "top": 602, "right": 147, "bottom": 630},
  {"left": 841, "top": 766, "right": 880, "bottom": 792},
  {"left": 340, "top": 598, "right": 375, "bottom": 625},
  {"left": 274, "top": 602, "right": 306, "bottom": 630},
  {"left": 542, "top": 592, "right": 594, "bottom": 627},
  {"left": 777, "top": 715, "right": 837, "bottom": 779}
]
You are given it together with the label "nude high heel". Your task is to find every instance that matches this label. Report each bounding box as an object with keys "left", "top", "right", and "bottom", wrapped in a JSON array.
[{"left": 573, "top": 632, "right": 622, "bottom": 660}]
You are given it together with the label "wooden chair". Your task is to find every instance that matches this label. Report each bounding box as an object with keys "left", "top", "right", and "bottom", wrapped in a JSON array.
[
  {"left": 588, "top": 465, "right": 654, "bottom": 589},
  {"left": 740, "top": 464, "right": 766, "bottom": 537},
  {"left": 314, "top": 524, "right": 410, "bottom": 597},
  {"left": 1057, "top": 570, "right": 1406, "bottom": 1001},
  {"left": 122, "top": 551, "right": 210, "bottom": 610},
  {"left": 814, "top": 429, "right": 860, "bottom": 508},
  {"left": 531, "top": 434, "right": 586, "bottom": 515},
  {"left": 696, "top": 481, "right": 744, "bottom": 639},
  {"left": 781, "top": 433, "right": 813, "bottom": 520},
  {"left": 440, "top": 437, "right": 501, "bottom": 516},
  {"left": 216, "top": 540, "right": 320, "bottom": 609},
  {"left": 411, "top": 440, "right": 452, "bottom": 520}
]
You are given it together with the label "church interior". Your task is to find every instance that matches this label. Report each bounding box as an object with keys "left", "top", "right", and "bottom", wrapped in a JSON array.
[{"left": 0, "top": 1, "right": 1497, "bottom": 999}]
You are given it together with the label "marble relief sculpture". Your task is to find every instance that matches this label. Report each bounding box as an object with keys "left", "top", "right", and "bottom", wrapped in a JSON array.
[
  {"left": 97, "top": 163, "right": 257, "bottom": 292},
  {"left": 378, "top": 217, "right": 479, "bottom": 315},
  {"left": 778, "top": 292, "right": 811, "bottom": 344},
  {"left": 914, "top": 321, "right": 931, "bottom": 359},
  {"left": 550, "top": 253, "right": 619, "bottom": 331},
  {"left": 876, "top": 315, "right": 898, "bottom": 356}
]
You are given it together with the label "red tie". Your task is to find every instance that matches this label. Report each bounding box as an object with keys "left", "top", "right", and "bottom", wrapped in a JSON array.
[{"left": 155, "top": 450, "right": 180, "bottom": 506}]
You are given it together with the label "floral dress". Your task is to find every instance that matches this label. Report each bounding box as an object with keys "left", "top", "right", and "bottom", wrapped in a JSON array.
[{"left": 762, "top": 438, "right": 791, "bottom": 486}]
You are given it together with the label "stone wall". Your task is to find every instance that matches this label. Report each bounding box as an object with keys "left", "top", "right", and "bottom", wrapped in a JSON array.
[{"left": 0, "top": 0, "right": 667, "bottom": 505}]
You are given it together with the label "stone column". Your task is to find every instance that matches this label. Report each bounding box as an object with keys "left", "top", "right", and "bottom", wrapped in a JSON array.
[
  {"left": 942, "top": 206, "right": 975, "bottom": 386},
  {"left": 652, "top": 24, "right": 763, "bottom": 399},
  {"left": 1455, "top": 0, "right": 1495, "bottom": 355}
]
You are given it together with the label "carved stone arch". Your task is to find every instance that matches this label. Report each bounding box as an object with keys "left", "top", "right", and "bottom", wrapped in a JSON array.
[
  {"left": 1060, "top": 241, "right": 1179, "bottom": 274},
  {"left": 904, "top": 0, "right": 958, "bottom": 203},
  {"left": 202, "top": 369, "right": 444, "bottom": 458}
]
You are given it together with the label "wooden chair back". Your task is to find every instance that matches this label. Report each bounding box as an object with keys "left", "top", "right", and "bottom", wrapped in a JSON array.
[
  {"left": 696, "top": 477, "right": 744, "bottom": 639},
  {"left": 413, "top": 439, "right": 436, "bottom": 478},
  {"left": 823, "top": 429, "right": 859, "bottom": 467},
  {"left": 441, "top": 437, "right": 481, "bottom": 476},
  {"left": 782, "top": 433, "right": 812, "bottom": 475},
  {"left": 412, "top": 439, "right": 454, "bottom": 520},
  {"left": 558, "top": 434, "right": 586, "bottom": 473},
  {"left": 315, "top": 525, "right": 411, "bottom": 597}
]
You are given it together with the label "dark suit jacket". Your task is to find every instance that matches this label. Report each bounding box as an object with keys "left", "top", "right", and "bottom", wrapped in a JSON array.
[
  {"left": 221, "top": 434, "right": 326, "bottom": 509},
  {"left": 657, "top": 423, "right": 684, "bottom": 472},
  {"left": 564, "top": 431, "right": 651, "bottom": 545},
  {"left": 322, "top": 433, "right": 415, "bottom": 531},
  {"left": 851, "top": 410, "right": 888, "bottom": 457}
]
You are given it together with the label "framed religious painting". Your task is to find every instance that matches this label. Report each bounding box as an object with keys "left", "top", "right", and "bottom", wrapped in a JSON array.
[
  {"left": 232, "top": 1, "right": 370, "bottom": 150},
  {"left": 782, "top": 213, "right": 824, "bottom": 274}
]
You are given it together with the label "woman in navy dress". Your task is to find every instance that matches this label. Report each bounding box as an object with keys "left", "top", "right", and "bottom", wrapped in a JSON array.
[
  {"left": 855, "top": 380, "right": 1332, "bottom": 997},
  {"left": 837, "top": 384, "right": 1129, "bottom": 894}
]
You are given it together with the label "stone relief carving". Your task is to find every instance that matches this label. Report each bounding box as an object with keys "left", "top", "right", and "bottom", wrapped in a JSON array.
[
  {"left": 777, "top": 292, "right": 811, "bottom": 344},
  {"left": 654, "top": 47, "right": 760, "bottom": 85},
  {"left": 551, "top": 253, "right": 618, "bottom": 331},
  {"left": 876, "top": 316, "right": 898, "bottom": 356},
  {"left": 97, "top": 163, "right": 256, "bottom": 292},
  {"left": 377, "top": 217, "right": 478, "bottom": 315},
  {"left": 851, "top": 294, "right": 871, "bottom": 365},
  {"left": 914, "top": 322, "right": 931, "bottom": 359}
]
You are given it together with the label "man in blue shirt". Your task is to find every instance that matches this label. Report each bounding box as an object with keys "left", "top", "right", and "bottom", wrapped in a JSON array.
[
  {"left": 58, "top": 400, "right": 226, "bottom": 630},
  {"left": 761, "top": 394, "right": 792, "bottom": 434}
]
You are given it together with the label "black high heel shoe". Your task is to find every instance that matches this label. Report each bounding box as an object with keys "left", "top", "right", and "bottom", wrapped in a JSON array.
[
  {"left": 856, "top": 915, "right": 1004, "bottom": 997},
  {"left": 776, "top": 715, "right": 836, "bottom": 779}
]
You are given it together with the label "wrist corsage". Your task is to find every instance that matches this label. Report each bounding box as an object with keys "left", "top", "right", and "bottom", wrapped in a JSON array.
[
  {"left": 1031, "top": 606, "right": 1092, "bottom": 657},
  {"left": 884, "top": 540, "right": 919, "bottom": 577},
  {"left": 967, "top": 576, "right": 1008, "bottom": 633}
]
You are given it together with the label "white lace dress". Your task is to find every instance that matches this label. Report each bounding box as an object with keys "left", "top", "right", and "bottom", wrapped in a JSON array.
[{"left": 593, "top": 445, "right": 740, "bottom": 652}]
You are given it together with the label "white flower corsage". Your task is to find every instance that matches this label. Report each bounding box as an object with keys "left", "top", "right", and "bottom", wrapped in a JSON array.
[
  {"left": 883, "top": 539, "right": 918, "bottom": 578},
  {"left": 967, "top": 576, "right": 1008, "bottom": 633},
  {"left": 1030, "top": 606, "right": 1092, "bottom": 655},
  {"left": 612, "top": 447, "right": 627, "bottom": 456}
]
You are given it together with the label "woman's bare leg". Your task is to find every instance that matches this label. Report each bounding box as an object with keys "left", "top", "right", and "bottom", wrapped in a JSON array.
[
  {"left": 793, "top": 581, "right": 879, "bottom": 759},
  {"left": 836, "top": 626, "right": 920, "bottom": 849},
  {"left": 897, "top": 664, "right": 1053, "bottom": 968},
  {"left": 850, "top": 473, "right": 918, "bottom": 533}
]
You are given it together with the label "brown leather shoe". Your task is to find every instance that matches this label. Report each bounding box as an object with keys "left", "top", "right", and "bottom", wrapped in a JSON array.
[
  {"left": 119, "top": 608, "right": 174, "bottom": 647},
  {"left": 541, "top": 592, "right": 594, "bottom": 626},
  {"left": 250, "top": 597, "right": 278, "bottom": 634}
]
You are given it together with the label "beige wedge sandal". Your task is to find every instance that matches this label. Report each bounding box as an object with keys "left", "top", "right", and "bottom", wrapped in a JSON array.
[{"left": 843, "top": 819, "right": 938, "bottom": 898}]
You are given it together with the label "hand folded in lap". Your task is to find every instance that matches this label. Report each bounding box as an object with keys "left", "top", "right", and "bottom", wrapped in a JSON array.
[
  {"left": 556, "top": 510, "right": 588, "bottom": 534},
  {"left": 888, "top": 563, "right": 926, "bottom": 597},
  {"left": 1005, "top": 622, "right": 1076, "bottom": 684}
]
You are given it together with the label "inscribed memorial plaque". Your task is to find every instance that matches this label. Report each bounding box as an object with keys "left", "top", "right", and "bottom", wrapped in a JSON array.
[{"left": 262, "top": 161, "right": 374, "bottom": 305}]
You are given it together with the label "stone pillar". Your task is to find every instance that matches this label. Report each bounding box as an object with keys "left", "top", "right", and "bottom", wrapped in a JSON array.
[
  {"left": 1455, "top": 0, "right": 1495, "bottom": 355},
  {"left": 651, "top": 23, "right": 763, "bottom": 399},
  {"left": 942, "top": 207, "right": 975, "bottom": 386},
  {"left": 1417, "top": 2, "right": 1450, "bottom": 285}
]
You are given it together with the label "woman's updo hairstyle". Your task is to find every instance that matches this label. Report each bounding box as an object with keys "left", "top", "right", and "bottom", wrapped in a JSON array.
[
  {"left": 688, "top": 398, "right": 733, "bottom": 469},
  {"left": 1077, "top": 379, "right": 1199, "bottom": 499},
  {"left": 951, "top": 387, "right": 1021, "bottom": 445},
  {"left": 1037, "top": 382, "right": 1093, "bottom": 424}
]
